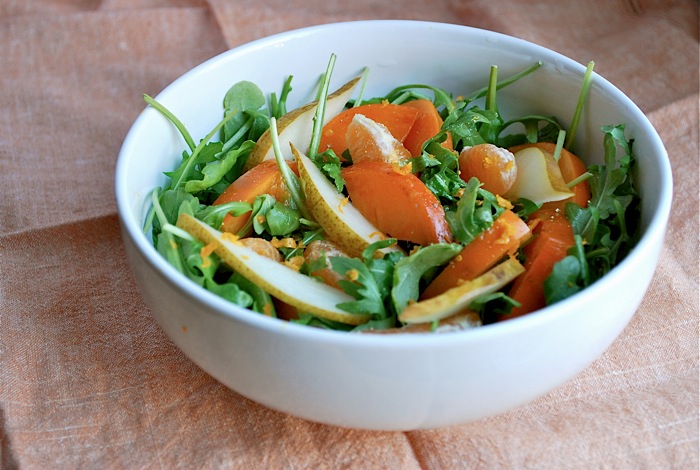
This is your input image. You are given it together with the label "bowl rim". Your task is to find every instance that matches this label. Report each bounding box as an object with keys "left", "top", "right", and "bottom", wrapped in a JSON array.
[{"left": 115, "top": 19, "right": 673, "bottom": 347}]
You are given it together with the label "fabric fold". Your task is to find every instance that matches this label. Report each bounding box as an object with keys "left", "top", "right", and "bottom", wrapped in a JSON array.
[{"left": 1, "top": 0, "right": 697, "bottom": 467}]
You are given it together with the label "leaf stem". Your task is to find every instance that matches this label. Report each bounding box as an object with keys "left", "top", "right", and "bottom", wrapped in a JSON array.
[
  {"left": 220, "top": 115, "right": 253, "bottom": 154},
  {"left": 144, "top": 94, "right": 196, "bottom": 152},
  {"left": 269, "top": 117, "right": 313, "bottom": 221},
  {"left": 485, "top": 65, "right": 498, "bottom": 113},
  {"left": 566, "top": 171, "right": 593, "bottom": 188},
  {"left": 463, "top": 61, "right": 542, "bottom": 103},
  {"left": 353, "top": 67, "right": 370, "bottom": 107},
  {"left": 565, "top": 60, "right": 595, "bottom": 150},
  {"left": 308, "top": 53, "right": 337, "bottom": 159},
  {"left": 553, "top": 129, "right": 566, "bottom": 161},
  {"left": 171, "top": 110, "right": 239, "bottom": 190}
]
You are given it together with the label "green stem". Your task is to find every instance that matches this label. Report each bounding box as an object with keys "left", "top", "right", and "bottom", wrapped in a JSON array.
[
  {"left": 308, "top": 54, "right": 337, "bottom": 159},
  {"left": 171, "top": 110, "right": 239, "bottom": 190},
  {"left": 566, "top": 171, "right": 593, "bottom": 188},
  {"left": 463, "top": 61, "right": 542, "bottom": 103},
  {"left": 553, "top": 129, "right": 566, "bottom": 161},
  {"left": 485, "top": 65, "right": 498, "bottom": 113},
  {"left": 269, "top": 117, "right": 313, "bottom": 221},
  {"left": 565, "top": 60, "right": 595, "bottom": 150},
  {"left": 144, "top": 94, "right": 196, "bottom": 152},
  {"left": 162, "top": 224, "right": 197, "bottom": 241},
  {"left": 389, "top": 91, "right": 412, "bottom": 105},
  {"left": 220, "top": 115, "right": 253, "bottom": 154},
  {"left": 353, "top": 67, "right": 370, "bottom": 107}
]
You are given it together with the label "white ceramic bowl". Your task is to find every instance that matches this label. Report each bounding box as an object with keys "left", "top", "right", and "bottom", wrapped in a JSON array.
[{"left": 115, "top": 20, "right": 672, "bottom": 430}]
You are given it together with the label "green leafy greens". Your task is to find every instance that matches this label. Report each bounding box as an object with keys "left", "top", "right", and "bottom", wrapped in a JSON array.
[
  {"left": 143, "top": 57, "right": 641, "bottom": 333},
  {"left": 544, "top": 124, "right": 640, "bottom": 303}
]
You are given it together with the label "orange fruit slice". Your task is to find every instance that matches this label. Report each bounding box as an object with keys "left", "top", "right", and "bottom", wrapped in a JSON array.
[{"left": 346, "top": 114, "right": 412, "bottom": 165}]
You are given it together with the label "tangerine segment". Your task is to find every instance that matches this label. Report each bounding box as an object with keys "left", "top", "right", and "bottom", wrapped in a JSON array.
[
  {"left": 459, "top": 143, "right": 517, "bottom": 195},
  {"left": 319, "top": 102, "right": 419, "bottom": 158},
  {"left": 342, "top": 161, "right": 452, "bottom": 246},
  {"left": 346, "top": 114, "right": 412, "bottom": 164},
  {"left": 213, "top": 160, "right": 298, "bottom": 235},
  {"left": 304, "top": 239, "right": 349, "bottom": 290}
]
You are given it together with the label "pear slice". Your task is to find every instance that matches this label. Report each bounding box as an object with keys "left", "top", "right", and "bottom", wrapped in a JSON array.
[
  {"left": 176, "top": 213, "right": 371, "bottom": 325},
  {"left": 293, "top": 145, "right": 395, "bottom": 258},
  {"left": 398, "top": 257, "right": 525, "bottom": 324},
  {"left": 506, "top": 147, "right": 575, "bottom": 204},
  {"left": 245, "top": 76, "right": 360, "bottom": 171},
  {"left": 362, "top": 311, "right": 482, "bottom": 334}
]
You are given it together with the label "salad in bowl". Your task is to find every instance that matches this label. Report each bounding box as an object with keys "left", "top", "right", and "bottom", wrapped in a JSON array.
[{"left": 144, "top": 56, "right": 640, "bottom": 333}]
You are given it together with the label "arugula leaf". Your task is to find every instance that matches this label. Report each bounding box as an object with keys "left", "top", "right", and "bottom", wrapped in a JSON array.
[
  {"left": 246, "top": 194, "right": 302, "bottom": 237},
  {"left": 173, "top": 114, "right": 241, "bottom": 190},
  {"left": 543, "top": 255, "right": 582, "bottom": 304},
  {"left": 498, "top": 114, "right": 562, "bottom": 147},
  {"left": 567, "top": 125, "right": 638, "bottom": 248},
  {"left": 153, "top": 187, "right": 201, "bottom": 228},
  {"left": 391, "top": 243, "right": 462, "bottom": 313},
  {"left": 184, "top": 140, "right": 254, "bottom": 194},
  {"left": 195, "top": 201, "right": 251, "bottom": 229},
  {"left": 445, "top": 177, "right": 505, "bottom": 245},
  {"left": 469, "top": 292, "right": 520, "bottom": 324},
  {"left": 332, "top": 257, "right": 387, "bottom": 318},
  {"left": 442, "top": 63, "right": 546, "bottom": 151},
  {"left": 203, "top": 275, "right": 256, "bottom": 308},
  {"left": 361, "top": 239, "right": 406, "bottom": 311},
  {"left": 230, "top": 272, "right": 276, "bottom": 316},
  {"left": 412, "top": 139, "right": 466, "bottom": 203},
  {"left": 330, "top": 239, "right": 403, "bottom": 321},
  {"left": 222, "top": 81, "right": 267, "bottom": 143},
  {"left": 310, "top": 149, "right": 345, "bottom": 192},
  {"left": 442, "top": 104, "right": 491, "bottom": 148},
  {"left": 264, "top": 203, "right": 302, "bottom": 236},
  {"left": 546, "top": 124, "right": 640, "bottom": 302},
  {"left": 180, "top": 237, "right": 256, "bottom": 307},
  {"left": 292, "top": 314, "right": 355, "bottom": 331},
  {"left": 511, "top": 197, "right": 542, "bottom": 220}
]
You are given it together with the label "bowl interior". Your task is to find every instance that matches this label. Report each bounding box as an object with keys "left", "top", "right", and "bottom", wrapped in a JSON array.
[{"left": 116, "top": 20, "right": 671, "bottom": 336}]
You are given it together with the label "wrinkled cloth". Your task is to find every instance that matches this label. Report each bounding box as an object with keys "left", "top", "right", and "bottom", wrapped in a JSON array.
[{"left": 1, "top": 1, "right": 698, "bottom": 468}]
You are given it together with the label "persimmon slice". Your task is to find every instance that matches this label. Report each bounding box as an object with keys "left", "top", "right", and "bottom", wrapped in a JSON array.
[{"left": 342, "top": 161, "right": 452, "bottom": 246}]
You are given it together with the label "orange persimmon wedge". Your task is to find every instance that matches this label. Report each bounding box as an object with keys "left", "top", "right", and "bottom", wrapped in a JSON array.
[
  {"left": 401, "top": 99, "right": 453, "bottom": 156},
  {"left": 500, "top": 206, "right": 575, "bottom": 320},
  {"left": 421, "top": 210, "right": 531, "bottom": 299},
  {"left": 213, "top": 160, "right": 299, "bottom": 235},
  {"left": 318, "top": 102, "right": 419, "bottom": 157},
  {"left": 509, "top": 142, "right": 590, "bottom": 209},
  {"left": 342, "top": 161, "right": 452, "bottom": 246}
]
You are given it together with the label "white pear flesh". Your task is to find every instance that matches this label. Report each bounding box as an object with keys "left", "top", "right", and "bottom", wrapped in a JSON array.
[
  {"left": 398, "top": 257, "right": 525, "bottom": 324},
  {"left": 245, "top": 76, "right": 360, "bottom": 171},
  {"left": 294, "top": 145, "right": 396, "bottom": 258},
  {"left": 507, "top": 147, "right": 574, "bottom": 204},
  {"left": 176, "top": 213, "right": 371, "bottom": 325},
  {"left": 363, "top": 311, "right": 482, "bottom": 334}
]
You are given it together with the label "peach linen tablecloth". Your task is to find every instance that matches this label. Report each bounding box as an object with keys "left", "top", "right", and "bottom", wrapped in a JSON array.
[{"left": 1, "top": 0, "right": 698, "bottom": 468}]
